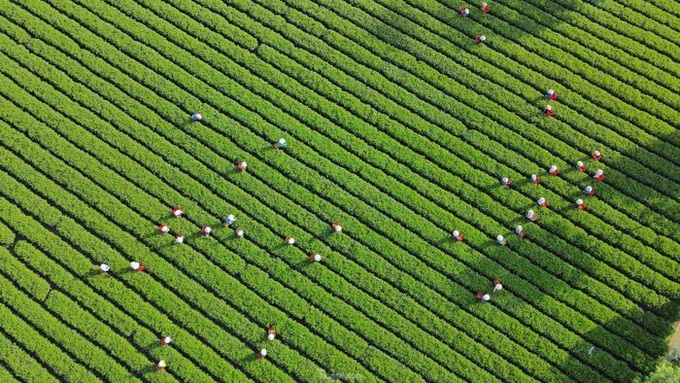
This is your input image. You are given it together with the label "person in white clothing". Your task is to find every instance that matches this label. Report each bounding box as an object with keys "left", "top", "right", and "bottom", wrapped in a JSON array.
[
  {"left": 525, "top": 209, "right": 537, "bottom": 221},
  {"left": 515, "top": 225, "right": 525, "bottom": 238},
  {"left": 501, "top": 177, "right": 511, "bottom": 187},
  {"left": 476, "top": 291, "right": 490, "bottom": 302},
  {"left": 98, "top": 264, "right": 110, "bottom": 273},
  {"left": 549, "top": 165, "right": 560, "bottom": 175},
  {"left": 492, "top": 278, "right": 503, "bottom": 292},
  {"left": 158, "top": 224, "right": 170, "bottom": 234},
  {"left": 496, "top": 235, "right": 507, "bottom": 246},
  {"left": 191, "top": 113, "right": 203, "bottom": 122},
  {"left": 537, "top": 197, "right": 549, "bottom": 208},
  {"left": 172, "top": 207, "right": 184, "bottom": 218},
  {"left": 174, "top": 234, "right": 184, "bottom": 244},
  {"left": 201, "top": 225, "right": 212, "bottom": 237},
  {"left": 331, "top": 221, "right": 342, "bottom": 233},
  {"left": 235, "top": 227, "right": 244, "bottom": 238},
  {"left": 130, "top": 261, "right": 145, "bottom": 272},
  {"left": 156, "top": 360, "right": 167, "bottom": 371}
]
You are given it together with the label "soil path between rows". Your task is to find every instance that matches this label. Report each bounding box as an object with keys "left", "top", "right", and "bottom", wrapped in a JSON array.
[{"left": 669, "top": 322, "right": 680, "bottom": 348}]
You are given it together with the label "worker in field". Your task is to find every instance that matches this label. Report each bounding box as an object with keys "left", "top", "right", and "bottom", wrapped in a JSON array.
[
  {"left": 546, "top": 89, "right": 558, "bottom": 100},
  {"left": 191, "top": 113, "right": 203, "bottom": 122},
  {"left": 475, "top": 291, "right": 491, "bottom": 302},
  {"left": 224, "top": 214, "right": 237, "bottom": 227},
  {"left": 530, "top": 174, "right": 541, "bottom": 184},
  {"left": 267, "top": 327, "right": 277, "bottom": 341},
  {"left": 583, "top": 185, "right": 595, "bottom": 196},
  {"left": 235, "top": 227, "right": 245, "bottom": 238},
  {"left": 548, "top": 165, "right": 560, "bottom": 175},
  {"left": 492, "top": 278, "right": 503, "bottom": 292},
  {"left": 544, "top": 105, "right": 555, "bottom": 117},
  {"left": 130, "top": 261, "right": 145, "bottom": 272},
  {"left": 575, "top": 199, "right": 586, "bottom": 210},
  {"left": 496, "top": 234, "right": 507, "bottom": 246},
  {"left": 174, "top": 234, "right": 184, "bottom": 244},
  {"left": 284, "top": 236, "right": 295, "bottom": 245},
  {"left": 515, "top": 225, "right": 526, "bottom": 238},
  {"left": 331, "top": 221, "right": 343, "bottom": 233},
  {"left": 201, "top": 225, "right": 212, "bottom": 237},
  {"left": 501, "top": 177, "right": 511, "bottom": 187},
  {"left": 460, "top": 7, "right": 470, "bottom": 16},
  {"left": 576, "top": 161, "right": 586, "bottom": 172},
  {"left": 537, "top": 197, "right": 549, "bottom": 208},
  {"left": 591, "top": 150, "right": 601, "bottom": 161},
  {"left": 525, "top": 209, "right": 538, "bottom": 222},
  {"left": 98, "top": 263, "right": 110, "bottom": 273},
  {"left": 452, "top": 230, "right": 464, "bottom": 241},
  {"left": 172, "top": 206, "right": 184, "bottom": 218},
  {"left": 160, "top": 335, "right": 173, "bottom": 345},
  {"left": 257, "top": 349, "right": 268, "bottom": 359},
  {"left": 309, "top": 253, "right": 322, "bottom": 262},
  {"left": 481, "top": 2, "right": 490, "bottom": 13},
  {"left": 272, "top": 138, "right": 287, "bottom": 149},
  {"left": 593, "top": 169, "right": 605, "bottom": 182},
  {"left": 236, "top": 161, "right": 248, "bottom": 171},
  {"left": 156, "top": 360, "right": 167, "bottom": 371},
  {"left": 158, "top": 224, "right": 170, "bottom": 234},
  {"left": 475, "top": 35, "right": 486, "bottom": 43}
]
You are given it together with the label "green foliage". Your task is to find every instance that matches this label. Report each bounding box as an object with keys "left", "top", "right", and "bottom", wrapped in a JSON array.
[{"left": 0, "top": 0, "right": 677, "bottom": 382}]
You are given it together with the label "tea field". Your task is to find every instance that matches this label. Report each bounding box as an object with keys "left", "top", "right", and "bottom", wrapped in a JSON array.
[{"left": 0, "top": 0, "right": 678, "bottom": 382}]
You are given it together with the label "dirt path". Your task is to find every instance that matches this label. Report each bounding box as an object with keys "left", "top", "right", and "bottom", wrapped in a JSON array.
[{"left": 669, "top": 322, "right": 680, "bottom": 348}]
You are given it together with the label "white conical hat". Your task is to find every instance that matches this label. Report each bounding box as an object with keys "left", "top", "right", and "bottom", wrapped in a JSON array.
[
  {"left": 576, "top": 199, "right": 584, "bottom": 205},
  {"left": 515, "top": 225, "right": 523, "bottom": 233},
  {"left": 496, "top": 235, "right": 504, "bottom": 242},
  {"left": 452, "top": 230, "right": 460, "bottom": 237},
  {"left": 260, "top": 349, "right": 267, "bottom": 356},
  {"left": 130, "top": 261, "right": 140, "bottom": 270},
  {"left": 537, "top": 198, "right": 546, "bottom": 205}
]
